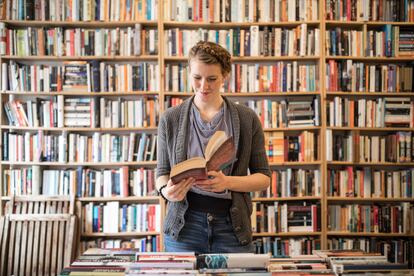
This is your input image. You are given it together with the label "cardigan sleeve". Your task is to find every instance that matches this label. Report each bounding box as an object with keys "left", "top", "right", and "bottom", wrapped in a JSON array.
[
  {"left": 156, "top": 114, "right": 171, "bottom": 178},
  {"left": 248, "top": 112, "right": 272, "bottom": 178}
]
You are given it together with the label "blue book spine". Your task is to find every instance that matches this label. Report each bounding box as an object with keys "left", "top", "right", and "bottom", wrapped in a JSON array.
[
  {"left": 93, "top": 205, "right": 99, "bottom": 232},
  {"left": 76, "top": 167, "right": 83, "bottom": 197},
  {"left": 385, "top": 24, "right": 392, "bottom": 57},
  {"left": 122, "top": 205, "right": 127, "bottom": 232}
]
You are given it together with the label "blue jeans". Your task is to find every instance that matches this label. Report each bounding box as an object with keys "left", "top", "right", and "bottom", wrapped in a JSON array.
[{"left": 164, "top": 209, "right": 254, "bottom": 254}]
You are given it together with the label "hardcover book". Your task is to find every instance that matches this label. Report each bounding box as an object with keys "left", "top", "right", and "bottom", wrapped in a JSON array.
[{"left": 170, "top": 131, "right": 236, "bottom": 184}]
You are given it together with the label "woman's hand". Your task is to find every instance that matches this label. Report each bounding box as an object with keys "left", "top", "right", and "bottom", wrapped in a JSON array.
[
  {"left": 195, "top": 171, "right": 229, "bottom": 193},
  {"left": 161, "top": 177, "right": 195, "bottom": 201}
]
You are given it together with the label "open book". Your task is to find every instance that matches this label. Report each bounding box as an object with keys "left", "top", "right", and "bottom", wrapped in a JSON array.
[{"left": 170, "top": 131, "right": 236, "bottom": 184}]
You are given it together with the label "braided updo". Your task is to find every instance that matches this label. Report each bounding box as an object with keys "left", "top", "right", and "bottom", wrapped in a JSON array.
[{"left": 188, "top": 41, "right": 232, "bottom": 77}]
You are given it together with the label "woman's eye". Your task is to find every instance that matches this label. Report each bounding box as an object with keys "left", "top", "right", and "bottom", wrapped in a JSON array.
[{"left": 208, "top": 78, "right": 217, "bottom": 82}]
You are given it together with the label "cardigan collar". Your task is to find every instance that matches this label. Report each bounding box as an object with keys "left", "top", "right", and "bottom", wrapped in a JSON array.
[{"left": 175, "top": 96, "right": 240, "bottom": 165}]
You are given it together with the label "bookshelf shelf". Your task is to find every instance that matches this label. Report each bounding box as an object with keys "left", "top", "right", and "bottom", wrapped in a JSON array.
[
  {"left": 366, "top": 21, "right": 414, "bottom": 26},
  {"left": 264, "top": 127, "right": 321, "bottom": 132},
  {"left": 327, "top": 162, "right": 414, "bottom": 167},
  {"left": 326, "top": 92, "right": 414, "bottom": 97},
  {"left": 0, "top": 126, "right": 158, "bottom": 132},
  {"left": 81, "top": 232, "right": 160, "bottom": 238},
  {"left": 78, "top": 196, "right": 160, "bottom": 203},
  {"left": 164, "top": 92, "right": 321, "bottom": 97},
  {"left": 165, "top": 56, "right": 320, "bottom": 62},
  {"left": 163, "top": 21, "right": 321, "bottom": 28},
  {"left": 327, "top": 197, "right": 414, "bottom": 203},
  {"left": 325, "top": 20, "right": 365, "bottom": 27},
  {"left": 327, "top": 232, "right": 414, "bottom": 237},
  {"left": 1, "top": 56, "right": 159, "bottom": 61},
  {"left": 326, "top": 127, "right": 414, "bottom": 131},
  {"left": 0, "top": 161, "right": 157, "bottom": 167},
  {"left": 253, "top": 196, "right": 322, "bottom": 202},
  {"left": 325, "top": 56, "right": 414, "bottom": 61},
  {"left": 326, "top": 21, "right": 414, "bottom": 27},
  {"left": 253, "top": 232, "right": 322, "bottom": 237},
  {"left": 2, "top": 20, "right": 159, "bottom": 27},
  {"left": 269, "top": 161, "right": 322, "bottom": 166},
  {"left": 1, "top": 91, "right": 161, "bottom": 96}
]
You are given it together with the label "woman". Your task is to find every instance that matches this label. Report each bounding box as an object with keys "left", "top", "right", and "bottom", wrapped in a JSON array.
[{"left": 156, "top": 41, "right": 271, "bottom": 253}]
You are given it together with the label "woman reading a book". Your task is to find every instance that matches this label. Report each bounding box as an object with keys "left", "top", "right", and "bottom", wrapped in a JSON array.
[{"left": 156, "top": 41, "right": 271, "bottom": 253}]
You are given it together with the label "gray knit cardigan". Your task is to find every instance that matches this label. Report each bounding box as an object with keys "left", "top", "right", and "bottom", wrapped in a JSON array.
[{"left": 156, "top": 96, "right": 271, "bottom": 245}]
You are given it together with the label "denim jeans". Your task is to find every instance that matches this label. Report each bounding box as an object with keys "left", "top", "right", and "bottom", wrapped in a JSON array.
[{"left": 164, "top": 209, "right": 254, "bottom": 254}]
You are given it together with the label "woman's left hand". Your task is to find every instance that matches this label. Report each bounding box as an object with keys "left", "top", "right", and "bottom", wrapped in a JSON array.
[{"left": 195, "top": 171, "right": 230, "bottom": 193}]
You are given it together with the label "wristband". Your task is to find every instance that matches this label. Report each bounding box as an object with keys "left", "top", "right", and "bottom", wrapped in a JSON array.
[{"left": 159, "top": 185, "right": 168, "bottom": 201}]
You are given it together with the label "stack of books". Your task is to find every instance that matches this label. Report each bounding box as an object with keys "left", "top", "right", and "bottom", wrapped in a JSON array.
[
  {"left": 60, "top": 248, "right": 136, "bottom": 275},
  {"left": 314, "top": 250, "right": 411, "bottom": 275},
  {"left": 125, "top": 252, "right": 197, "bottom": 275},
  {"left": 268, "top": 254, "right": 334, "bottom": 275},
  {"left": 196, "top": 253, "right": 270, "bottom": 275}
]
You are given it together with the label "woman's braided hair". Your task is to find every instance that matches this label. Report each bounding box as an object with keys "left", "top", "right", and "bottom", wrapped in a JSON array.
[{"left": 188, "top": 41, "right": 232, "bottom": 77}]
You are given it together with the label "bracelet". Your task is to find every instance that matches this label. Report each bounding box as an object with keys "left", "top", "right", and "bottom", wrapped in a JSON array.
[{"left": 159, "top": 185, "right": 168, "bottom": 201}]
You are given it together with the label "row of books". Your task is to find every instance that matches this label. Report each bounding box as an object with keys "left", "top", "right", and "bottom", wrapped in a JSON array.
[
  {"left": 328, "top": 167, "right": 414, "bottom": 198},
  {"left": 4, "top": 131, "right": 158, "bottom": 163},
  {"left": 80, "top": 236, "right": 161, "bottom": 254},
  {"left": 326, "top": 130, "right": 414, "bottom": 163},
  {"left": 1, "top": 24, "right": 157, "bottom": 56},
  {"left": 327, "top": 97, "right": 414, "bottom": 128},
  {"left": 365, "top": 25, "right": 412, "bottom": 57},
  {"left": 326, "top": 61, "right": 414, "bottom": 93},
  {"left": 4, "top": 97, "right": 159, "bottom": 128},
  {"left": 328, "top": 203, "right": 414, "bottom": 233},
  {"left": 3, "top": 131, "right": 158, "bottom": 163},
  {"left": 237, "top": 97, "right": 319, "bottom": 128},
  {"left": 264, "top": 131, "right": 319, "bottom": 162},
  {"left": 0, "top": 0, "right": 157, "bottom": 21},
  {"left": 164, "top": 96, "right": 184, "bottom": 109},
  {"left": 254, "top": 237, "right": 321, "bottom": 257},
  {"left": 165, "top": 25, "right": 320, "bottom": 57},
  {"left": 82, "top": 202, "right": 161, "bottom": 233},
  {"left": 326, "top": 0, "right": 414, "bottom": 22},
  {"left": 326, "top": 28, "right": 364, "bottom": 57},
  {"left": 2, "top": 61, "right": 159, "bottom": 92},
  {"left": 5, "top": 60, "right": 413, "bottom": 93},
  {"left": 358, "top": 133, "right": 412, "bottom": 163},
  {"left": 252, "top": 169, "right": 321, "bottom": 198},
  {"left": 3, "top": 166, "right": 156, "bottom": 198},
  {"left": 165, "top": 0, "right": 319, "bottom": 23},
  {"left": 326, "top": 26, "right": 414, "bottom": 57},
  {"left": 252, "top": 202, "right": 321, "bottom": 233},
  {"left": 164, "top": 61, "right": 319, "bottom": 93},
  {"left": 328, "top": 238, "right": 414, "bottom": 266}
]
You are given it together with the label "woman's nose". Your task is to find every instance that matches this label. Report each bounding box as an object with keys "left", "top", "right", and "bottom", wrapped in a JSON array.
[{"left": 200, "top": 79, "right": 208, "bottom": 89}]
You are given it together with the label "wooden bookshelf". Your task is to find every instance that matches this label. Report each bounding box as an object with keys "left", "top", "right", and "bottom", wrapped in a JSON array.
[
  {"left": 0, "top": 0, "right": 412, "bottom": 264},
  {"left": 328, "top": 232, "right": 414, "bottom": 238}
]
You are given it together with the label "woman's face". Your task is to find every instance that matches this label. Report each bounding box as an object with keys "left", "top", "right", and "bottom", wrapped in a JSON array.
[{"left": 189, "top": 59, "right": 226, "bottom": 103}]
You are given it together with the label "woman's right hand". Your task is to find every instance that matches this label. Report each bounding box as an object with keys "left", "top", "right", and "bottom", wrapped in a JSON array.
[{"left": 161, "top": 177, "right": 195, "bottom": 201}]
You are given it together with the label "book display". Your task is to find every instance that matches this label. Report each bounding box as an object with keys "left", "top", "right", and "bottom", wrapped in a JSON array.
[
  {"left": 61, "top": 249, "right": 414, "bottom": 275},
  {"left": 0, "top": 0, "right": 413, "bottom": 270}
]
